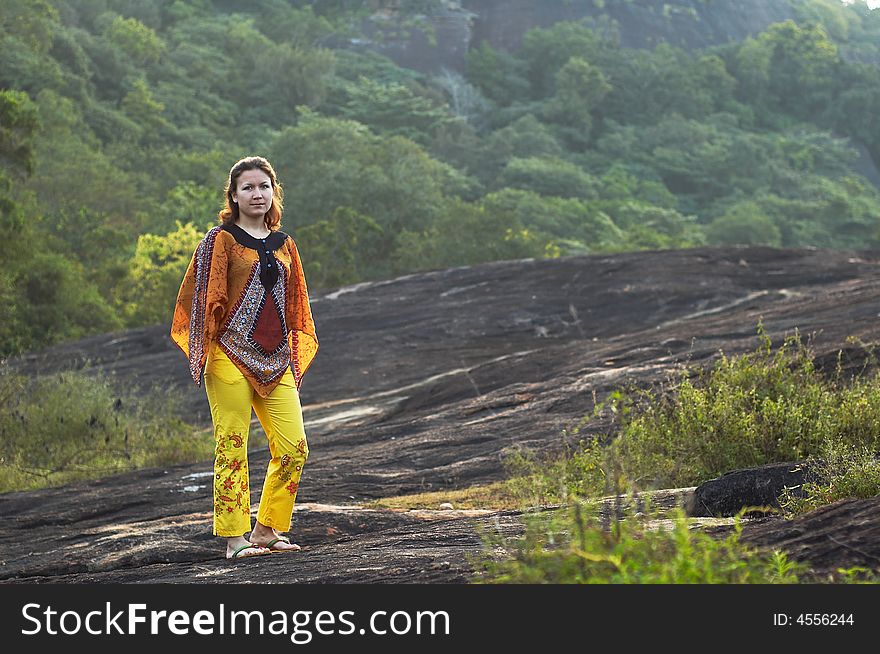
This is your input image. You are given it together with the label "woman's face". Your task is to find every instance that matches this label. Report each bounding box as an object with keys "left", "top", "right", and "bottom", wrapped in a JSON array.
[{"left": 232, "top": 168, "right": 273, "bottom": 222}]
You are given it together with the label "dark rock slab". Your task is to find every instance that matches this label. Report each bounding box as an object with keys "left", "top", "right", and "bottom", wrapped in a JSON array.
[
  {"left": 4, "top": 246, "right": 880, "bottom": 582},
  {"left": 0, "top": 507, "right": 526, "bottom": 584},
  {"left": 686, "top": 461, "right": 808, "bottom": 518},
  {"left": 10, "top": 246, "right": 880, "bottom": 505},
  {"left": 740, "top": 496, "right": 880, "bottom": 579}
]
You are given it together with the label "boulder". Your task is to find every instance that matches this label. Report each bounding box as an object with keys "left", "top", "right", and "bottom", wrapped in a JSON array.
[{"left": 686, "top": 461, "right": 808, "bottom": 517}]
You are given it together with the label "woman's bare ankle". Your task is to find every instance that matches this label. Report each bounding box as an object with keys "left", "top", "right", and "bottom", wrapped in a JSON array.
[
  {"left": 226, "top": 535, "right": 251, "bottom": 552},
  {"left": 250, "top": 522, "right": 275, "bottom": 541}
]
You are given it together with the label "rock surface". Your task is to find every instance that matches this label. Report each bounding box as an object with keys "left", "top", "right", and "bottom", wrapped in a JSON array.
[
  {"left": 3, "top": 245, "right": 880, "bottom": 582},
  {"left": 740, "top": 495, "right": 880, "bottom": 578},
  {"left": 687, "top": 461, "right": 809, "bottom": 518}
]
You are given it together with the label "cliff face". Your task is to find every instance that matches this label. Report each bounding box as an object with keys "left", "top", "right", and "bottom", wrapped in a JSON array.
[
  {"left": 466, "top": 0, "right": 798, "bottom": 53},
  {"left": 350, "top": 0, "right": 801, "bottom": 75}
]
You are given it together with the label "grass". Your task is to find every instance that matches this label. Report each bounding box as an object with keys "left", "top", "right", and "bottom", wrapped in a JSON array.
[
  {"left": 474, "top": 501, "right": 807, "bottom": 584},
  {"left": 780, "top": 437, "right": 880, "bottom": 516},
  {"left": 602, "top": 325, "right": 880, "bottom": 491},
  {"left": 364, "top": 481, "right": 519, "bottom": 510},
  {"left": 0, "top": 364, "right": 213, "bottom": 493}
]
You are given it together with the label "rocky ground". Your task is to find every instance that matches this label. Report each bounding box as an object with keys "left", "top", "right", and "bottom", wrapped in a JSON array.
[{"left": 2, "top": 245, "right": 880, "bottom": 583}]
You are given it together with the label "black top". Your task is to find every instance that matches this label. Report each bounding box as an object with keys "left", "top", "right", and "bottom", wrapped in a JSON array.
[{"left": 222, "top": 223, "right": 289, "bottom": 291}]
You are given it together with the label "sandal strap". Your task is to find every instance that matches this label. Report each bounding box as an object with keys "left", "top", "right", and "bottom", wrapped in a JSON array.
[
  {"left": 266, "top": 536, "right": 291, "bottom": 548},
  {"left": 231, "top": 543, "right": 264, "bottom": 558}
]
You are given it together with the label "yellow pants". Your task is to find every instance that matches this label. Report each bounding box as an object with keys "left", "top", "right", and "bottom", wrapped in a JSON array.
[{"left": 204, "top": 343, "right": 309, "bottom": 537}]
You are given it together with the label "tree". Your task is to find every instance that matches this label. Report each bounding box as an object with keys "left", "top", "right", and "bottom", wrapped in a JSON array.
[
  {"left": 598, "top": 43, "right": 724, "bottom": 127},
  {"left": 611, "top": 201, "right": 705, "bottom": 250},
  {"left": 393, "top": 197, "right": 555, "bottom": 272},
  {"left": 597, "top": 163, "right": 677, "bottom": 209},
  {"left": 496, "top": 156, "right": 600, "bottom": 200},
  {"left": 481, "top": 188, "right": 626, "bottom": 252},
  {"left": 541, "top": 56, "right": 611, "bottom": 148},
  {"left": 732, "top": 20, "right": 841, "bottom": 123},
  {"left": 0, "top": 0, "right": 63, "bottom": 95},
  {"left": 269, "top": 110, "right": 467, "bottom": 275},
  {"left": 0, "top": 0, "right": 58, "bottom": 53},
  {"left": 464, "top": 41, "right": 530, "bottom": 107},
  {"left": 519, "top": 20, "right": 602, "bottom": 100},
  {"left": 705, "top": 202, "right": 782, "bottom": 246},
  {"left": 338, "top": 75, "right": 459, "bottom": 145},
  {"left": 469, "top": 114, "right": 563, "bottom": 186},
  {"left": 121, "top": 77, "right": 170, "bottom": 142},
  {"left": 0, "top": 90, "right": 39, "bottom": 177},
  {"left": 293, "top": 206, "right": 385, "bottom": 290},
  {"left": 121, "top": 221, "right": 203, "bottom": 326},
  {"left": 25, "top": 90, "right": 143, "bottom": 223},
  {"left": 104, "top": 14, "right": 165, "bottom": 66}
]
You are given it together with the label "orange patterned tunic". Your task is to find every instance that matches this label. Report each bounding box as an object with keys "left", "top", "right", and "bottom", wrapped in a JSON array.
[{"left": 170, "top": 223, "right": 318, "bottom": 397}]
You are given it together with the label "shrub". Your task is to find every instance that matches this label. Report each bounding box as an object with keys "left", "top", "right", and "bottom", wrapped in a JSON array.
[
  {"left": 780, "top": 438, "right": 880, "bottom": 516},
  {"left": 502, "top": 440, "right": 607, "bottom": 507},
  {"left": 599, "top": 325, "right": 880, "bottom": 490},
  {"left": 475, "top": 501, "right": 806, "bottom": 584},
  {"left": 0, "top": 365, "right": 211, "bottom": 492}
]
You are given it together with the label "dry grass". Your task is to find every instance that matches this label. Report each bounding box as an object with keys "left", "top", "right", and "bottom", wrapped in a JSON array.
[{"left": 363, "top": 481, "right": 520, "bottom": 510}]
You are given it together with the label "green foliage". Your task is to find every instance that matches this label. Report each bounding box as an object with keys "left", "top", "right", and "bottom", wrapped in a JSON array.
[
  {"left": 393, "top": 196, "right": 557, "bottom": 272},
  {"left": 781, "top": 438, "right": 880, "bottom": 516},
  {"left": 104, "top": 14, "right": 165, "bottom": 66},
  {"left": 705, "top": 201, "right": 782, "bottom": 246},
  {"left": 3, "top": 0, "right": 880, "bottom": 354},
  {"left": 503, "top": 321, "right": 880, "bottom": 506},
  {"left": 519, "top": 20, "right": 603, "bottom": 100},
  {"left": 742, "top": 20, "right": 840, "bottom": 121},
  {"left": 25, "top": 89, "right": 145, "bottom": 221},
  {"left": 464, "top": 41, "right": 530, "bottom": 108},
  {"left": 480, "top": 188, "right": 626, "bottom": 252},
  {"left": 592, "top": 325, "right": 880, "bottom": 491},
  {"left": 121, "top": 221, "right": 203, "bottom": 326},
  {"left": 541, "top": 56, "right": 612, "bottom": 148},
  {"left": 336, "top": 75, "right": 460, "bottom": 145},
  {"left": 496, "top": 156, "right": 600, "bottom": 200},
  {"left": 610, "top": 201, "right": 706, "bottom": 249},
  {"left": 121, "top": 78, "right": 171, "bottom": 143},
  {"left": 0, "top": 0, "right": 63, "bottom": 94},
  {"left": 10, "top": 251, "right": 123, "bottom": 353},
  {"left": 0, "top": 90, "right": 39, "bottom": 178},
  {"left": 594, "top": 113, "right": 880, "bottom": 242},
  {"left": 0, "top": 88, "right": 123, "bottom": 357},
  {"left": 253, "top": 1, "right": 337, "bottom": 46},
  {"left": 459, "top": 114, "right": 563, "bottom": 185},
  {"left": 0, "top": 365, "right": 210, "bottom": 492},
  {"left": 0, "top": 0, "right": 58, "bottom": 53},
  {"left": 293, "top": 206, "right": 386, "bottom": 289},
  {"left": 585, "top": 41, "right": 740, "bottom": 132},
  {"left": 485, "top": 321, "right": 880, "bottom": 583},
  {"left": 502, "top": 441, "right": 608, "bottom": 507},
  {"left": 476, "top": 502, "right": 806, "bottom": 583},
  {"left": 269, "top": 109, "right": 469, "bottom": 277}
]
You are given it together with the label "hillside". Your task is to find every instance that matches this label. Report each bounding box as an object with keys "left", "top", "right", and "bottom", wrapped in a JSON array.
[
  {"left": 6, "top": 0, "right": 880, "bottom": 363},
  {"left": 351, "top": 0, "right": 806, "bottom": 74},
  {"left": 2, "top": 245, "right": 880, "bottom": 582}
]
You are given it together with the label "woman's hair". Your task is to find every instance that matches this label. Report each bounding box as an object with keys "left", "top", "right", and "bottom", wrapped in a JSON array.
[{"left": 218, "top": 156, "right": 284, "bottom": 230}]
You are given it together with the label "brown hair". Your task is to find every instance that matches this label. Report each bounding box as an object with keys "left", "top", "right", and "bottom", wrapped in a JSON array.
[{"left": 218, "top": 156, "right": 284, "bottom": 230}]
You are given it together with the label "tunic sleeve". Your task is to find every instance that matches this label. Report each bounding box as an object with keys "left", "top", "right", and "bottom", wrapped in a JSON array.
[
  {"left": 284, "top": 235, "right": 319, "bottom": 391},
  {"left": 170, "top": 226, "right": 229, "bottom": 386}
]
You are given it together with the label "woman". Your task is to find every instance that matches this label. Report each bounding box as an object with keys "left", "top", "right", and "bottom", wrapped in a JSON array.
[{"left": 171, "top": 156, "right": 319, "bottom": 559}]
